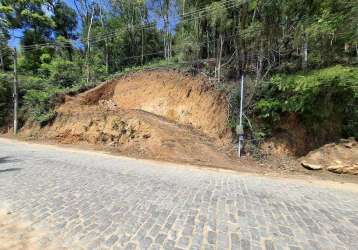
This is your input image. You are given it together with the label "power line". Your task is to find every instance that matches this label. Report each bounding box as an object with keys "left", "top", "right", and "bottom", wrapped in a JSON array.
[
  {"left": 18, "top": 0, "right": 246, "bottom": 51},
  {"left": 88, "top": 0, "right": 239, "bottom": 42},
  {"left": 21, "top": 40, "right": 73, "bottom": 49},
  {"left": 20, "top": 0, "right": 234, "bottom": 49},
  {"left": 90, "top": 32, "right": 243, "bottom": 64},
  {"left": 82, "top": 0, "right": 243, "bottom": 50},
  {"left": 89, "top": 0, "right": 244, "bottom": 45}
]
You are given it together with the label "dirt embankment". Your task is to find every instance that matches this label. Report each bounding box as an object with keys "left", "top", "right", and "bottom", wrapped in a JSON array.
[
  {"left": 21, "top": 69, "right": 242, "bottom": 169},
  {"left": 17, "top": 69, "right": 357, "bottom": 177},
  {"left": 259, "top": 113, "right": 346, "bottom": 157}
]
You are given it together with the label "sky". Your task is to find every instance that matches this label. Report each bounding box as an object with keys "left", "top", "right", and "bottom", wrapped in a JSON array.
[
  {"left": 9, "top": 0, "right": 80, "bottom": 48},
  {"left": 8, "top": 0, "right": 179, "bottom": 48}
]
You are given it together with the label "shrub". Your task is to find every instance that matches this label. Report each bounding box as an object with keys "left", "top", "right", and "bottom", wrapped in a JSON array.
[
  {"left": 40, "top": 57, "right": 82, "bottom": 88},
  {"left": 21, "top": 76, "right": 62, "bottom": 125},
  {"left": 255, "top": 65, "right": 358, "bottom": 138},
  {"left": 0, "top": 73, "right": 12, "bottom": 127}
]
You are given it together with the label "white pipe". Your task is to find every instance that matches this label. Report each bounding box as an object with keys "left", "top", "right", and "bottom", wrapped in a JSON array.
[
  {"left": 238, "top": 74, "right": 244, "bottom": 157},
  {"left": 239, "top": 74, "right": 244, "bottom": 127}
]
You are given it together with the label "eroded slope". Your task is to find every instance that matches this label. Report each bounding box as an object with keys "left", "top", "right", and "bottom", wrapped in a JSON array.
[{"left": 22, "top": 69, "right": 238, "bottom": 168}]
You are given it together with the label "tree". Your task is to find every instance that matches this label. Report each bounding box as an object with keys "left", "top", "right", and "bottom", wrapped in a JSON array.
[
  {"left": 1, "top": 0, "right": 56, "bottom": 72},
  {"left": 207, "top": 1, "right": 231, "bottom": 82},
  {"left": 52, "top": 0, "right": 78, "bottom": 61},
  {"left": 0, "top": 3, "right": 13, "bottom": 71}
]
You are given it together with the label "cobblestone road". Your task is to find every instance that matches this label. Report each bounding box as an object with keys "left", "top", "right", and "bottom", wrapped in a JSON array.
[{"left": 0, "top": 138, "right": 358, "bottom": 250}]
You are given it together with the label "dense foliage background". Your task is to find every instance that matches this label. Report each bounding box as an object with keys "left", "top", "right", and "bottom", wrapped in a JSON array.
[{"left": 0, "top": 0, "right": 357, "bottom": 141}]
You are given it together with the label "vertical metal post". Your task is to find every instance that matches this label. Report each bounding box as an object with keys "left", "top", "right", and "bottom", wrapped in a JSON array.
[
  {"left": 13, "top": 48, "right": 18, "bottom": 135},
  {"left": 237, "top": 74, "right": 244, "bottom": 157},
  {"left": 239, "top": 74, "right": 244, "bottom": 128}
]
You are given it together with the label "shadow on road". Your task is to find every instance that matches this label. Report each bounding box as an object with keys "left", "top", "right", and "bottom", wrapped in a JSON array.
[
  {"left": 0, "top": 156, "right": 22, "bottom": 165},
  {"left": 0, "top": 168, "right": 22, "bottom": 173},
  {"left": 0, "top": 157, "right": 23, "bottom": 173}
]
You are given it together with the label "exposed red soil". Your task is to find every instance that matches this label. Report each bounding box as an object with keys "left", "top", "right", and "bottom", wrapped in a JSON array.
[
  {"left": 15, "top": 69, "right": 358, "bottom": 180},
  {"left": 20, "top": 69, "right": 243, "bottom": 169}
]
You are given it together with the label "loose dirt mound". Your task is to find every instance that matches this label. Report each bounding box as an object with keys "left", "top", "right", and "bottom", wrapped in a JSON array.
[
  {"left": 21, "top": 69, "right": 239, "bottom": 169},
  {"left": 300, "top": 138, "right": 358, "bottom": 175},
  {"left": 62, "top": 69, "right": 231, "bottom": 140},
  {"left": 112, "top": 70, "right": 230, "bottom": 139}
]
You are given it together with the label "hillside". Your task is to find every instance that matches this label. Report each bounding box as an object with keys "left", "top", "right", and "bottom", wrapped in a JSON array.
[{"left": 20, "top": 69, "right": 243, "bottom": 169}]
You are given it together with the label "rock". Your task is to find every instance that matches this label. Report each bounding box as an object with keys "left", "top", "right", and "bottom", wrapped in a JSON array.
[
  {"left": 323, "top": 143, "right": 336, "bottom": 148},
  {"left": 327, "top": 165, "right": 343, "bottom": 174},
  {"left": 344, "top": 141, "right": 357, "bottom": 149},
  {"left": 300, "top": 137, "right": 358, "bottom": 175},
  {"left": 339, "top": 138, "right": 351, "bottom": 143},
  {"left": 301, "top": 161, "right": 323, "bottom": 170},
  {"left": 328, "top": 165, "right": 358, "bottom": 175},
  {"left": 346, "top": 167, "right": 358, "bottom": 175}
]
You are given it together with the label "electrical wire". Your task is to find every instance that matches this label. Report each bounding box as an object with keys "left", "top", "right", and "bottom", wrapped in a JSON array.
[
  {"left": 87, "top": 0, "right": 240, "bottom": 42},
  {"left": 88, "top": 0, "right": 244, "bottom": 45},
  {"left": 18, "top": 0, "right": 247, "bottom": 51},
  {"left": 87, "top": 32, "right": 243, "bottom": 64}
]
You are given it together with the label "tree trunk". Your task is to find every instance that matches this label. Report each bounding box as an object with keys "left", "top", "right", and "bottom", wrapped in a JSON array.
[
  {"left": 302, "top": 34, "right": 308, "bottom": 71},
  {"left": 257, "top": 40, "right": 264, "bottom": 80},
  {"left": 141, "top": 26, "right": 144, "bottom": 65},
  {"left": 217, "top": 34, "right": 223, "bottom": 83},
  {"left": 206, "top": 30, "right": 210, "bottom": 59},
  {"left": 99, "top": 6, "right": 109, "bottom": 74},
  {"left": 169, "top": 34, "right": 172, "bottom": 59},
  {"left": 163, "top": 14, "right": 170, "bottom": 61},
  {"left": 67, "top": 47, "right": 73, "bottom": 62},
  {"left": 0, "top": 48, "right": 4, "bottom": 71},
  {"left": 105, "top": 44, "right": 109, "bottom": 74},
  {"left": 182, "top": 0, "right": 186, "bottom": 15},
  {"left": 86, "top": 9, "right": 94, "bottom": 84},
  {"left": 344, "top": 43, "right": 349, "bottom": 53},
  {"left": 163, "top": 35, "right": 167, "bottom": 60}
]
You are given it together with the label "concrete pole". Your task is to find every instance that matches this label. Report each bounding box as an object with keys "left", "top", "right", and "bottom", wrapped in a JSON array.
[
  {"left": 13, "top": 48, "right": 18, "bottom": 135},
  {"left": 239, "top": 74, "right": 244, "bottom": 128},
  {"left": 238, "top": 74, "right": 244, "bottom": 157}
]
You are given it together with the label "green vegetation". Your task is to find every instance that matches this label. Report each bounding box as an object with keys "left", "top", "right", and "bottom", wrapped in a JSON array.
[
  {"left": 256, "top": 66, "right": 358, "bottom": 137},
  {"left": 0, "top": 73, "right": 12, "bottom": 126},
  {"left": 0, "top": 0, "right": 357, "bottom": 141}
]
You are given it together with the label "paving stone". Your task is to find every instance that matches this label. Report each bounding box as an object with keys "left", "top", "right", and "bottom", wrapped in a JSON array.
[
  {"left": 105, "top": 234, "right": 119, "bottom": 247},
  {"left": 241, "top": 239, "right": 251, "bottom": 250},
  {"left": 124, "top": 242, "right": 137, "bottom": 250},
  {"left": 264, "top": 240, "right": 275, "bottom": 250},
  {"left": 0, "top": 139, "right": 357, "bottom": 250},
  {"left": 163, "top": 239, "right": 176, "bottom": 250},
  {"left": 155, "top": 233, "right": 167, "bottom": 244},
  {"left": 205, "top": 230, "right": 216, "bottom": 244},
  {"left": 289, "top": 246, "right": 301, "bottom": 250},
  {"left": 177, "top": 236, "right": 190, "bottom": 248}
]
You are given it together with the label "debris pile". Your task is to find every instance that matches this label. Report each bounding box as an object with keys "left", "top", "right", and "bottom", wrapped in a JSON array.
[{"left": 300, "top": 138, "right": 358, "bottom": 175}]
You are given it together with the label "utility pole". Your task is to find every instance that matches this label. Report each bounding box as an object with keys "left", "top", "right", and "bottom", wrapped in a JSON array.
[
  {"left": 236, "top": 74, "right": 244, "bottom": 158},
  {"left": 13, "top": 48, "right": 18, "bottom": 135}
]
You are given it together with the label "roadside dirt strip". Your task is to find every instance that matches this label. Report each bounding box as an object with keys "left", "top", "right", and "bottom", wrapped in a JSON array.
[{"left": 0, "top": 138, "right": 357, "bottom": 250}]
